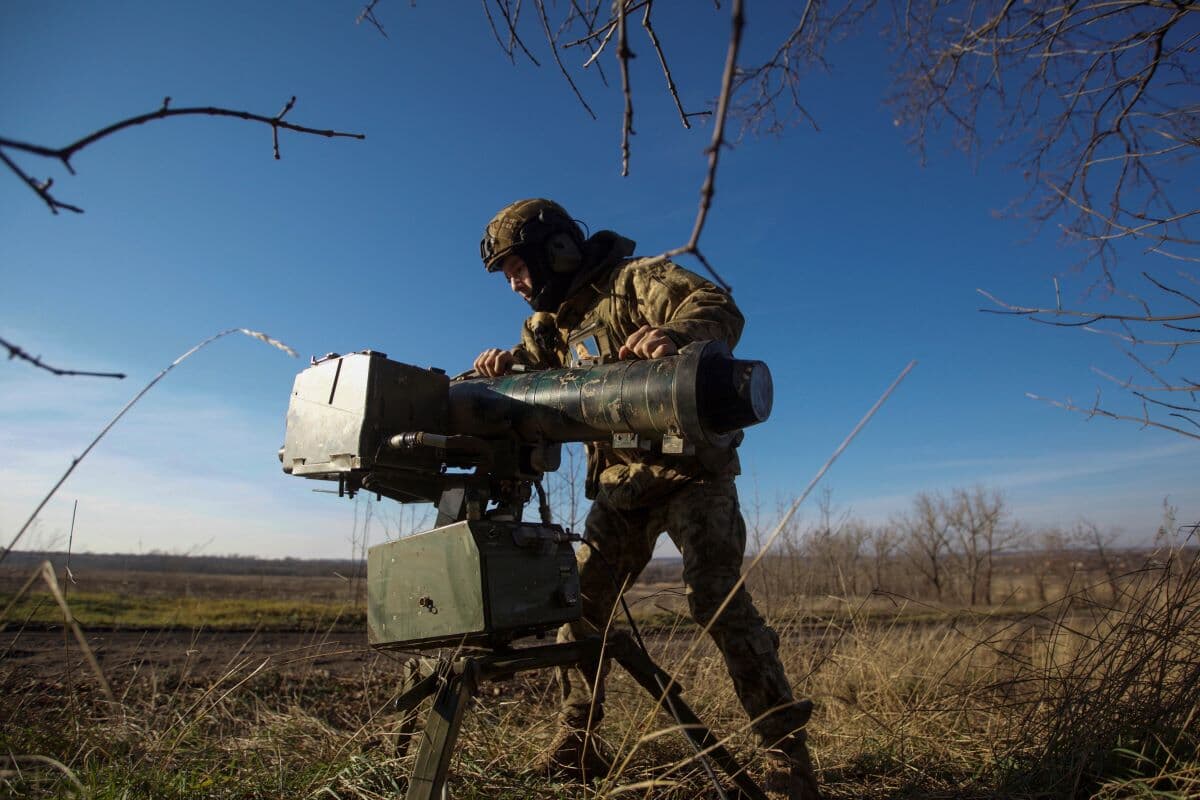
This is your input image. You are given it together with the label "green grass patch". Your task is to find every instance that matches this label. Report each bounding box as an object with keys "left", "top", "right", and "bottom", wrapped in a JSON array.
[{"left": 0, "top": 590, "right": 364, "bottom": 630}]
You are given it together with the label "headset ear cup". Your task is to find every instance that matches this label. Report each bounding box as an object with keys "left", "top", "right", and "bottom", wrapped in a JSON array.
[{"left": 545, "top": 232, "right": 582, "bottom": 273}]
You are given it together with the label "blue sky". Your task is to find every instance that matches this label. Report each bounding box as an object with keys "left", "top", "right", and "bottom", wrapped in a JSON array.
[{"left": 2, "top": 2, "right": 1196, "bottom": 559}]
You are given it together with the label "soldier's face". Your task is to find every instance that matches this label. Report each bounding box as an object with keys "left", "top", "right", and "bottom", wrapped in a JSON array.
[{"left": 501, "top": 255, "right": 534, "bottom": 303}]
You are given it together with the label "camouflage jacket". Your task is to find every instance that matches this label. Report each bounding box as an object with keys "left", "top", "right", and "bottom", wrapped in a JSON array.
[{"left": 509, "top": 231, "right": 745, "bottom": 509}]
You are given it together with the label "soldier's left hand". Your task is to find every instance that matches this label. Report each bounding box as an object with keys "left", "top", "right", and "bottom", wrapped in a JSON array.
[{"left": 619, "top": 325, "right": 677, "bottom": 360}]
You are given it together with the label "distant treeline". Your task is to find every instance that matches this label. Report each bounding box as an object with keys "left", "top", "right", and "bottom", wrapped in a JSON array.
[{"left": 1, "top": 550, "right": 362, "bottom": 577}]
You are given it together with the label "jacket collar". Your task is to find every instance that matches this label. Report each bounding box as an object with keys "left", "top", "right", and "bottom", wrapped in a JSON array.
[{"left": 554, "top": 231, "right": 636, "bottom": 327}]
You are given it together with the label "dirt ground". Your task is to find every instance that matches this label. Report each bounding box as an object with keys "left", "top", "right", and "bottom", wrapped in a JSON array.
[
  {"left": 0, "top": 626, "right": 411, "bottom": 683},
  {"left": 0, "top": 559, "right": 687, "bottom": 694}
]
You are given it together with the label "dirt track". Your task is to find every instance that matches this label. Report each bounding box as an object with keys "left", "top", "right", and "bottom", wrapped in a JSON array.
[{"left": 0, "top": 627, "right": 407, "bottom": 682}]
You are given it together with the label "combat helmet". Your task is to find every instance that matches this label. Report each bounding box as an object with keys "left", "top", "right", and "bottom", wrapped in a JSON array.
[{"left": 480, "top": 199, "right": 586, "bottom": 311}]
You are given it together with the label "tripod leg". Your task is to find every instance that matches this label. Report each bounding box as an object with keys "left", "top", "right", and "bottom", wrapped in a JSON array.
[
  {"left": 405, "top": 666, "right": 477, "bottom": 800},
  {"left": 392, "top": 665, "right": 440, "bottom": 759},
  {"left": 614, "top": 642, "right": 767, "bottom": 800}
]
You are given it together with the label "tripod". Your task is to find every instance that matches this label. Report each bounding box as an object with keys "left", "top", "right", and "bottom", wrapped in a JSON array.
[{"left": 392, "top": 631, "right": 767, "bottom": 800}]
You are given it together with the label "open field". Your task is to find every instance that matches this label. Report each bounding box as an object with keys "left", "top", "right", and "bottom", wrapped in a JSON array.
[{"left": 2, "top": 549, "right": 1199, "bottom": 799}]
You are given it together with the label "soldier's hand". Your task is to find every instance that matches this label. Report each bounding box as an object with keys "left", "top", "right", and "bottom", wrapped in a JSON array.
[
  {"left": 474, "top": 348, "right": 515, "bottom": 376},
  {"left": 619, "top": 325, "right": 678, "bottom": 360}
]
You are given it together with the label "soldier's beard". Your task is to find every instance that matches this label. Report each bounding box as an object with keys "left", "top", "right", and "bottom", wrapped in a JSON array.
[{"left": 525, "top": 256, "right": 576, "bottom": 313}]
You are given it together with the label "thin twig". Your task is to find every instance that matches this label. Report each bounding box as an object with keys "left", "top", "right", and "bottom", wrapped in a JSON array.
[
  {"left": 355, "top": 0, "right": 390, "bottom": 38},
  {"left": 977, "top": 288, "right": 1200, "bottom": 324},
  {"left": 0, "top": 149, "right": 84, "bottom": 214},
  {"left": 1133, "top": 391, "right": 1200, "bottom": 415},
  {"left": 493, "top": 0, "right": 542, "bottom": 66},
  {"left": 0, "top": 328, "right": 296, "bottom": 565},
  {"left": 582, "top": 21, "right": 618, "bottom": 68},
  {"left": 1027, "top": 392, "right": 1200, "bottom": 441},
  {"left": 1, "top": 335, "right": 126, "bottom": 378},
  {"left": 568, "top": 0, "right": 610, "bottom": 84},
  {"left": 482, "top": 0, "right": 515, "bottom": 62},
  {"left": 2, "top": 755, "right": 85, "bottom": 794},
  {"left": 660, "top": 0, "right": 745, "bottom": 292},
  {"left": 562, "top": 0, "right": 650, "bottom": 49},
  {"left": 1090, "top": 367, "right": 1198, "bottom": 393},
  {"left": 1143, "top": 270, "right": 1200, "bottom": 309},
  {"left": 1081, "top": 326, "right": 1200, "bottom": 348},
  {"left": 641, "top": 1, "right": 691, "bottom": 129},
  {"left": 535, "top": 0, "right": 597, "bottom": 119}
]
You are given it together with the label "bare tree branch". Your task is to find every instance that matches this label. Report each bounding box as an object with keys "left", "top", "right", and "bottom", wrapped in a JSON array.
[
  {"left": 482, "top": 0, "right": 517, "bottom": 63},
  {"left": 1082, "top": 326, "right": 1200, "bottom": 349},
  {"left": 984, "top": 268, "right": 1200, "bottom": 438},
  {"left": 617, "top": 0, "right": 634, "bottom": 177},
  {"left": 567, "top": 0, "right": 611, "bottom": 85},
  {"left": 892, "top": 1, "right": 1200, "bottom": 280},
  {"left": 729, "top": 0, "right": 873, "bottom": 139},
  {"left": 1027, "top": 391, "right": 1200, "bottom": 442},
  {"left": 0, "top": 97, "right": 365, "bottom": 214},
  {"left": 493, "top": 0, "right": 542, "bottom": 66},
  {"left": 1, "top": 336, "right": 126, "bottom": 379},
  {"left": 561, "top": 0, "right": 651, "bottom": 49},
  {"left": 0, "top": 148, "right": 84, "bottom": 214},
  {"left": 641, "top": 1, "right": 694, "bottom": 129},
  {"left": 977, "top": 288, "right": 1200, "bottom": 325},
  {"left": 1143, "top": 270, "right": 1200, "bottom": 309},
  {"left": 1090, "top": 368, "right": 1198, "bottom": 395},
  {"left": 1132, "top": 390, "right": 1200, "bottom": 417}
]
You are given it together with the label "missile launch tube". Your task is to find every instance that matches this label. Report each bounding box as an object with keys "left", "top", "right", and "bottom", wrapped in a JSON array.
[{"left": 446, "top": 340, "right": 772, "bottom": 447}]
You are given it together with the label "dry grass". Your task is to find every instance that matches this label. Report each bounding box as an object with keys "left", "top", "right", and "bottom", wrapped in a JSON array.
[{"left": 2, "top": 549, "right": 1198, "bottom": 799}]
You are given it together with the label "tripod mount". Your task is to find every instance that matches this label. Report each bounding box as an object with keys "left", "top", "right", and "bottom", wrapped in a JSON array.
[{"left": 393, "top": 632, "right": 767, "bottom": 800}]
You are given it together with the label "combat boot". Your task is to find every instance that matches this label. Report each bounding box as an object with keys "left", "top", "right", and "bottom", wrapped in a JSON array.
[
  {"left": 763, "top": 731, "right": 822, "bottom": 800},
  {"left": 538, "top": 726, "right": 612, "bottom": 783}
]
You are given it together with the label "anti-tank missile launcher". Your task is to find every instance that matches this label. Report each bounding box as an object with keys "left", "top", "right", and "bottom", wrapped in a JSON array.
[{"left": 280, "top": 340, "right": 772, "bottom": 649}]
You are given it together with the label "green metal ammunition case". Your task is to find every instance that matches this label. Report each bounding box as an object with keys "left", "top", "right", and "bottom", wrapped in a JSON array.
[{"left": 367, "top": 520, "right": 580, "bottom": 649}]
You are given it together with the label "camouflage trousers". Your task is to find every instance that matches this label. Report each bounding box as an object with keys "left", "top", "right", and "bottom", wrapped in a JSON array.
[{"left": 556, "top": 475, "right": 812, "bottom": 748}]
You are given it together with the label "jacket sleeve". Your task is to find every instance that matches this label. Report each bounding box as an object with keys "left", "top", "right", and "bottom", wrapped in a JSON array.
[{"left": 627, "top": 261, "right": 744, "bottom": 350}]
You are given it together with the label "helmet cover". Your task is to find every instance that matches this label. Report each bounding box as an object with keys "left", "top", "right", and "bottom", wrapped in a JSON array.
[{"left": 480, "top": 198, "right": 583, "bottom": 273}]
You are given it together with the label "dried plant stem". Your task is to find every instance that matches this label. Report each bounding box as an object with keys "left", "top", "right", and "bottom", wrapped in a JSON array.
[
  {"left": 1, "top": 755, "right": 85, "bottom": 794},
  {"left": 0, "top": 561, "right": 115, "bottom": 704},
  {"left": 0, "top": 328, "right": 297, "bottom": 565}
]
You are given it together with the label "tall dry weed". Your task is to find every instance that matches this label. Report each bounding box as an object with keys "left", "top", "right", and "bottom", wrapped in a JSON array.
[
  {"left": 992, "top": 543, "right": 1200, "bottom": 796},
  {"left": 4, "top": 543, "right": 1199, "bottom": 798}
]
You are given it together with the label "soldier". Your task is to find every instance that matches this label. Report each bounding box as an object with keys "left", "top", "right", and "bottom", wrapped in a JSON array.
[{"left": 474, "top": 198, "right": 821, "bottom": 800}]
